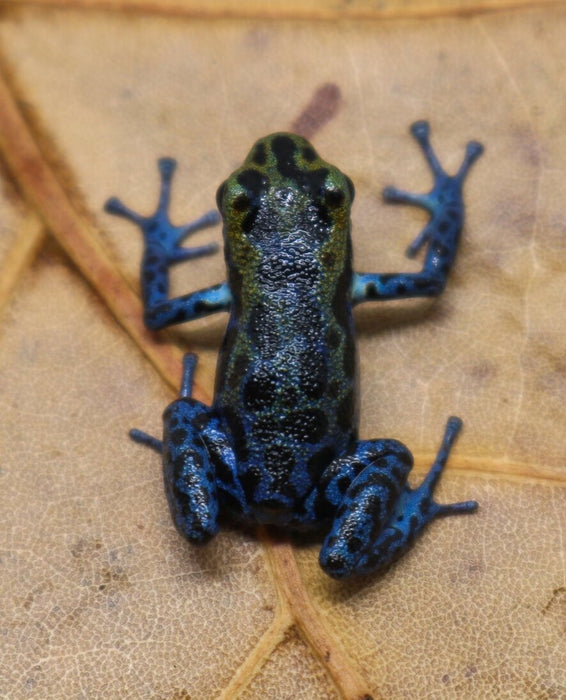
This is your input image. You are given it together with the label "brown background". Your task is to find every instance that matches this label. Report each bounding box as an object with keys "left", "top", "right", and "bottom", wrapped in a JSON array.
[{"left": 0, "top": 2, "right": 565, "bottom": 698}]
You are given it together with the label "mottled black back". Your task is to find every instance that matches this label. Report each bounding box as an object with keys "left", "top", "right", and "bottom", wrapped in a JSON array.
[{"left": 214, "top": 134, "right": 357, "bottom": 515}]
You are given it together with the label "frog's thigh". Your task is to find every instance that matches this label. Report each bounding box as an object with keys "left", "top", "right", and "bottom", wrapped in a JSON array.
[{"left": 318, "top": 438, "right": 413, "bottom": 579}]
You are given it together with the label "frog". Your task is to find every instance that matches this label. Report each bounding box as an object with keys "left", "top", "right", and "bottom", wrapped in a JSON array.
[{"left": 105, "top": 121, "right": 482, "bottom": 579}]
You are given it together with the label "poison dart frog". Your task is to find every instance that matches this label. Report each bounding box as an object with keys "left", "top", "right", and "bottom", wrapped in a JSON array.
[{"left": 105, "top": 122, "right": 482, "bottom": 579}]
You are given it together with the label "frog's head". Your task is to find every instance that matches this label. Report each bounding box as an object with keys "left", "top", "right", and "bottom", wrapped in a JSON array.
[{"left": 216, "top": 133, "right": 355, "bottom": 265}]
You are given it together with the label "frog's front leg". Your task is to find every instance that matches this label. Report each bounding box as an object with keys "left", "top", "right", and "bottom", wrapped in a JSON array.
[
  {"left": 352, "top": 121, "right": 483, "bottom": 304},
  {"left": 105, "top": 157, "right": 231, "bottom": 330},
  {"left": 130, "top": 354, "right": 247, "bottom": 543},
  {"left": 316, "top": 417, "right": 478, "bottom": 579}
]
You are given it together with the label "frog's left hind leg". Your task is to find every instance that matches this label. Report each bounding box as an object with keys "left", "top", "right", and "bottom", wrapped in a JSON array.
[
  {"left": 319, "top": 417, "right": 478, "bottom": 579},
  {"left": 131, "top": 354, "right": 222, "bottom": 543}
]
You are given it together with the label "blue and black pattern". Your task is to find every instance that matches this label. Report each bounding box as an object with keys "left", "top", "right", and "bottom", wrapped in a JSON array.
[{"left": 107, "top": 123, "right": 481, "bottom": 578}]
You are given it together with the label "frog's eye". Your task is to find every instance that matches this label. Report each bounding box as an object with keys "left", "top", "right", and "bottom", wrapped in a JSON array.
[
  {"left": 322, "top": 175, "right": 354, "bottom": 209},
  {"left": 216, "top": 181, "right": 227, "bottom": 210},
  {"left": 232, "top": 193, "right": 251, "bottom": 212},
  {"left": 324, "top": 187, "right": 345, "bottom": 209}
]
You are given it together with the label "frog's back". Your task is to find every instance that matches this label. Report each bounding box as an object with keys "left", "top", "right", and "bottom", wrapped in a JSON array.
[{"left": 214, "top": 133, "right": 358, "bottom": 520}]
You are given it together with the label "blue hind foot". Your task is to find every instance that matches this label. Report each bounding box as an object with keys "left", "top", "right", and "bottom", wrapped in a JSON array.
[
  {"left": 360, "top": 416, "right": 477, "bottom": 576},
  {"left": 128, "top": 354, "right": 199, "bottom": 454},
  {"left": 320, "top": 417, "right": 478, "bottom": 579},
  {"left": 129, "top": 353, "right": 221, "bottom": 543},
  {"left": 130, "top": 429, "right": 163, "bottom": 453}
]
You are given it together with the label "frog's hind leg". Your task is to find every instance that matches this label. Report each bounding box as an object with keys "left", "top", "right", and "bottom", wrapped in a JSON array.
[
  {"left": 361, "top": 417, "right": 478, "bottom": 576},
  {"left": 130, "top": 429, "right": 163, "bottom": 453},
  {"left": 159, "top": 353, "right": 225, "bottom": 543},
  {"left": 318, "top": 417, "right": 478, "bottom": 579},
  {"left": 315, "top": 438, "right": 414, "bottom": 579},
  {"left": 129, "top": 353, "right": 222, "bottom": 544},
  {"left": 161, "top": 353, "right": 250, "bottom": 542}
]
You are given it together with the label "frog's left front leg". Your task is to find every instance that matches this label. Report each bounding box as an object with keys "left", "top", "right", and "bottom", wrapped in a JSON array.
[
  {"left": 105, "top": 157, "right": 231, "bottom": 330},
  {"left": 352, "top": 121, "right": 483, "bottom": 304},
  {"left": 316, "top": 417, "right": 478, "bottom": 579}
]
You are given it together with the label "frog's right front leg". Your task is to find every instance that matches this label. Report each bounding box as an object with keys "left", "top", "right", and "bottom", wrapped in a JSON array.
[
  {"left": 131, "top": 354, "right": 248, "bottom": 543},
  {"left": 351, "top": 121, "right": 483, "bottom": 305},
  {"left": 105, "top": 157, "right": 232, "bottom": 330}
]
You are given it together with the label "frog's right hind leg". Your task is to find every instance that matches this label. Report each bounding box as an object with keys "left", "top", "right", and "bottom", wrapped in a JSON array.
[{"left": 318, "top": 417, "right": 478, "bottom": 579}]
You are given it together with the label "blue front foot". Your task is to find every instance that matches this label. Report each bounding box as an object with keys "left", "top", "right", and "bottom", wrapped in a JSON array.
[
  {"left": 352, "top": 121, "right": 483, "bottom": 305},
  {"left": 105, "top": 157, "right": 230, "bottom": 330},
  {"left": 105, "top": 158, "right": 220, "bottom": 264},
  {"left": 383, "top": 120, "right": 484, "bottom": 260}
]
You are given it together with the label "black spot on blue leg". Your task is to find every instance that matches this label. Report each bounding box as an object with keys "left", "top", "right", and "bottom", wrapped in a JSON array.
[{"left": 170, "top": 428, "right": 188, "bottom": 446}]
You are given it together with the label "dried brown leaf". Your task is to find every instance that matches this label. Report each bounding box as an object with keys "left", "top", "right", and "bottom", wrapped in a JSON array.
[{"left": 0, "top": 5, "right": 565, "bottom": 698}]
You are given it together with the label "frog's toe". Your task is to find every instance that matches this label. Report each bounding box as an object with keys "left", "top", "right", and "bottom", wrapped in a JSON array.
[
  {"left": 104, "top": 196, "right": 145, "bottom": 225},
  {"left": 157, "top": 156, "right": 177, "bottom": 179},
  {"left": 410, "top": 119, "right": 431, "bottom": 142},
  {"left": 129, "top": 428, "right": 163, "bottom": 453},
  {"left": 456, "top": 141, "right": 484, "bottom": 182}
]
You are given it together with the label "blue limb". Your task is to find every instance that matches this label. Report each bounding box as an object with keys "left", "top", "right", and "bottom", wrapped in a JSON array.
[
  {"left": 105, "top": 158, "right": 231, "bottom": 330},
  {"left": 179, "top": 352, "right": 197, "bottom": 397},
  {"left": 351, "top": 121, "right": 483, "bottom": 304},
  {"left": 129, "top": 428, "right": 163, "bottom": 453},
  {"left": 163, "top": 353, "right": 249, "bottom": 541},
  {"left": 317, "top": 438, "right": 414, "bottom": 579},
  {"left": 129, "top": 352, "right": 247, "bottom": 541},
  {"left": 127, "top": 354, "right": 198, "bottom": 453},
  {"left": 160, "top": 352, "right": 221, "bottom": 543},
  {"left": 351, "top": 417, "right": 477, "bottom": 578},
  {"left": 105, "top": 158, "right": 220, "bottom": 262}
]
